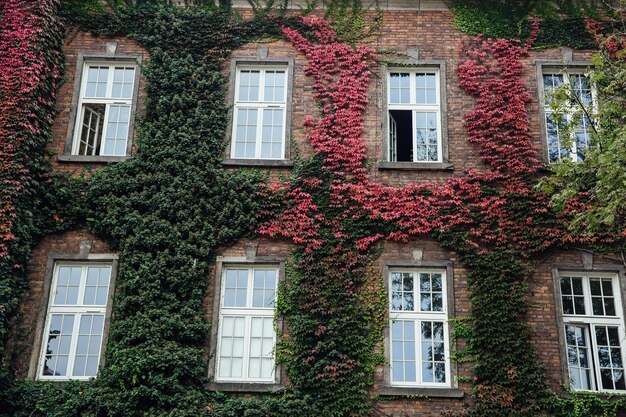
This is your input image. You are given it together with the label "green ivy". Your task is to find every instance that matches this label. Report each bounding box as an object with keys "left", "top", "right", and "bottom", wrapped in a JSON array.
[{"left": 3, "top": 1, "right": 626, "bottom": 417}]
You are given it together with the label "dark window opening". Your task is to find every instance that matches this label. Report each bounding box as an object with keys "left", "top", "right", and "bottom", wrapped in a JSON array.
[{"left": 389, "top": 110, "right": 413, "bottom": 162}]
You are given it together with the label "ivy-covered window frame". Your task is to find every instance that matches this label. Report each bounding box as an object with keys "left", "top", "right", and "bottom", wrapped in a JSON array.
[
  {"left": 222, "top": 56, "right": 295, "bottom": 168},
  {"left": 552, "top": 262, "right": 626, "bottom": 393},
  {"left": 536, "top": 60, "right": 595, "bottom": 164},
  {"left": 378, "top": 59, "right": 453, "bottom": 172},
  {"left": 59, "top": 52, "right": 143, "bottom": 163},
  {"left": 379, "top": 259, "right": 463, "bottom": 398},
  {"left": 208, "top": 255, "right": 285, "bottom": 392},
  {"left": 28, "top": 242, "right": 118, "bottom": 380}
]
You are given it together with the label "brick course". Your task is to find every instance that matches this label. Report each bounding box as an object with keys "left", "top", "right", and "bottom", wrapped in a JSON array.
[{"left": 5, "top": 7, "right": 618, "bottom": 416}]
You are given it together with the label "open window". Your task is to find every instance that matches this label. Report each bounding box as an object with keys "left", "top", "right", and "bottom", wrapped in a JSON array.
[
  {"left": 386, "top": 69, "right": 443, "bottom": 163},
  {"left": 71, "top": 62, "right": 138, "bottom": 157}
]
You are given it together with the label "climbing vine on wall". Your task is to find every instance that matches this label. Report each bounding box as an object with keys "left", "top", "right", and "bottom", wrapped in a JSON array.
[
  {"left": 2, "top": 1, "right": 626, "bottom": 417},
  {"left": 0, "top": 0, "right": 66, "bottom": 400}
]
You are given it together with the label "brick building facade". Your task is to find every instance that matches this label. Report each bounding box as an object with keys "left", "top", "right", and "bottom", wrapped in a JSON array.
[{"left": 5, "top": 1, "right": 625, "bottom": 415}]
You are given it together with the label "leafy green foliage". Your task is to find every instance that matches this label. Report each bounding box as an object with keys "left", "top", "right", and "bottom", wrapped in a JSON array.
[
  {"left": 539, "top": 27, "right": 626, "bottom": 240},
  {"left": 451, "top": 0, "right": 610, "bottom": 47},
  {"left": 4, "top": 1, "right": 626, "bottom": 417}
]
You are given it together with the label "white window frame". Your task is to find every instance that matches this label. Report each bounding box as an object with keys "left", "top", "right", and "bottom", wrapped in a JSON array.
[
  {"left": 386, "top": 68, "right": 443, "bottom": 163},
  {"left": 215, "top": 265, "right": 278, "bottom": 383},
  {"left": 388, "top": 268, "right": 451, "bottom": 388},
  {"left": 72, "top": 62, "right": 136, "bottom": 157},
  {"left": 230, "top": 66, "right": 288, "bottom": 160},
  {"left": 541, "top": 68, "right": 596, "bottom": 163},
  {"left": 37, "top": 262, "right": 112, "bottom": 380},
  {"left": 559, "top": 271, "right": 626, "bottom": 393}
]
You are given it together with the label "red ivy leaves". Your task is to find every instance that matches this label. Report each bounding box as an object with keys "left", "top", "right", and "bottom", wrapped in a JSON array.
[
  {"left": 262, "top": 17, "right": 563, "bottom": 259},
  {"left": 0, "top": 0, "right": 62, "bottom": 256}
]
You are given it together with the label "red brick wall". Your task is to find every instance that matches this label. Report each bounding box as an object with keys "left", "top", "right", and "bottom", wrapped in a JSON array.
[
  {"left": 6, "top": 230, "right": 112, "bottom": 378},
  {"left": 7, "top": 7, "right": 615, "bottom": 416},
  {"left": 50, "top": 33, "right": 147, "bottom": 174}
]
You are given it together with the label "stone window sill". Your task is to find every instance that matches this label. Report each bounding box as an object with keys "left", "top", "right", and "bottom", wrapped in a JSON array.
[
  {"left": 377, "top": 386, "right": 464, "bottom": 398},
  {"left": 222, "top": 158, "right": 294, "bottom": 168},
  {"left": 208, "top": 381, "right": 284, "bottom": 393},
  {"left": 57, "top": 154, "right": 131, "bottom": 163},
  {"left": 377, "top": 161, "right": 454, "bottom": 171}
]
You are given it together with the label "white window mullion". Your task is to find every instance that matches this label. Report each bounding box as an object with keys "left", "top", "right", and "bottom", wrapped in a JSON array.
[
  {"left": 99, "top": 104, "right": 111, "bottom": 156},
  {"left": 280, "top": 105, "right": 287, "bottom": 159},
  {"left": 255, "top": 106, "right": 265, "bottom": 159},
  {"left": 590, "top": 323, "right": 604, "bottom": 391},
  {"left": 444, "top": 319, "right": 451, "bottom": 384},
  {"left": 66, "top": 312, "right": 81, "bottom": 377},
  {"left": 416, "top": 319, "right": 423, "bottom": 384},
  {"left": 242, "top": 315, "right": 251, "bottom": 379},
  {"left": 255, "top": 70, "right": 266, "bottom": 160},
  {"left": 436, "top": 109, "right": 443, "bottom": 163},
  {"left": 105, "top": 67, "right": 114, "bottom": 99},
  {"left": 411, "top": 110, "right": 418, "bottom": 163},
  {"left": 583, "top": 275, "right": 592, "bottom": 317}
]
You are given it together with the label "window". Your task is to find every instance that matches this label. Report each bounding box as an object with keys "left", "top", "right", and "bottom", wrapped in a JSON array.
[
  {"left": 215, "top": 266, "right": 278, "bottom": 382},
  {"left": 230, "top": 67, "right": 287, "bottom": 160},
  {"left": 389, "top": 269, "right": 450, "bottom": 387},
  {"left": 542, "top": 69, "right": 595, "bottom": 162},
  {"left": 387, "top": 69, "right": 442, "bottom": 163},
  {"left": 559, "top": 272, "right": 626, "bottom": 392},
  {"left": 38, "top": 263, "right": 112, "bottom": 379},
  {"left": 72, "top": 62, "right": 137, "bottom": 156}
]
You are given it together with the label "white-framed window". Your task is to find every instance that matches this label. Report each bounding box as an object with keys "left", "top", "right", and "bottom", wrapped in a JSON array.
[
  {"left": 389, "top": 269, "right": 451, "bottom": 387},
  {"left": 215, "top": 266, "right": 278, "bottom": 383},
  {"left": 38, "top": 263, "right": 112, "bottom": 380},
  {"left": 72, "top": 62, "right": 136, "bottom": 156},
  {"left": 542, "top": 69, "right": 595, "bottom": 163},
  {"left": 559, "top": 272, "right": 626, "bottom": 392},
  {"left": 387, "top": 69, "right": 442, "bottom": 163},
  {"left": 230, "top": 66, "right": 287, "bottom": 160}
]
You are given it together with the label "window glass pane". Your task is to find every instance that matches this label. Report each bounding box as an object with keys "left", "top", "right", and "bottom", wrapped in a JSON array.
[
  {"left": 572, "top": 74, "right": 592, "bottom": 107},
  {"left": 264, "top": 70, "right": 286, "bottom": 102},
  {"left": 415, "top": 112, "right": 438, "bottom": 162},
  {"left": 102, "top": 105, "right": 130, "bottom": 156},
  {"left": 42, "top": 314, "right": 75, "bottom": 376},
  {"left": 595, "top": 326, "right": 626, "bottom": 390},
  {"left": 415, "top": 73, "right": 437, "bottom": 104},
  {"left": 421, "top": 321, "right": 446, "bottom": 383},
  {"left": 112, "top": 67, "right": 135, "bottom": 99},
  {"left": 565, "top": 325, "right": 593, "bottom": 390},
  {"left": 248, "top": 317, "right": 274, "bottom": 379},
  {"left": 84, "top": 266, "right": 111, "bottom": 305},
  {"left": 219, "top": 316, "right": 246, "bottom": 378},
  {"left": 391, "top": 272, "right": 414, "bottom": 311},
  {"left": 391, "top": 320, "right": 416, "bottom": 382},
  {"left": 77, "top": 104, "right": 106, "bottom": 156},
  {"left": 233, "top": 109, "right": 257, "bottom": 158},
  {"left": 252, "top": 269, "right": 277, "bottom": 308},
  {"left": 543, "top": 74, "right": 564, "bottom": 105},
  {"left": 546, "top": 113, "right": 569, "bottom": 163},
  {"left": 54, "top": 267, "right": 81, "bottom": 305},
  {"left": 589, "top": 278, "right": 616, "bottom": 317},
  {"left": 223, "top": 269, "right": 248, "bottom": 308},
  {"left": 575, "top": 115, "right": 592, "bottom": 161},
  {"left": 238, "top": 70, "right": 260, "bottom": 102},
  {"left": 85, "top": 66, "right": 108, "bottom": 98},
  {"left": 260, "top": 109, "right": 284, "bottom": 159},
  {"left": 389, "top": 73, "right": 410, "bottom": 104},
  {"left": 72, "top": 314, "right": 105, "bottom": 377}
]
